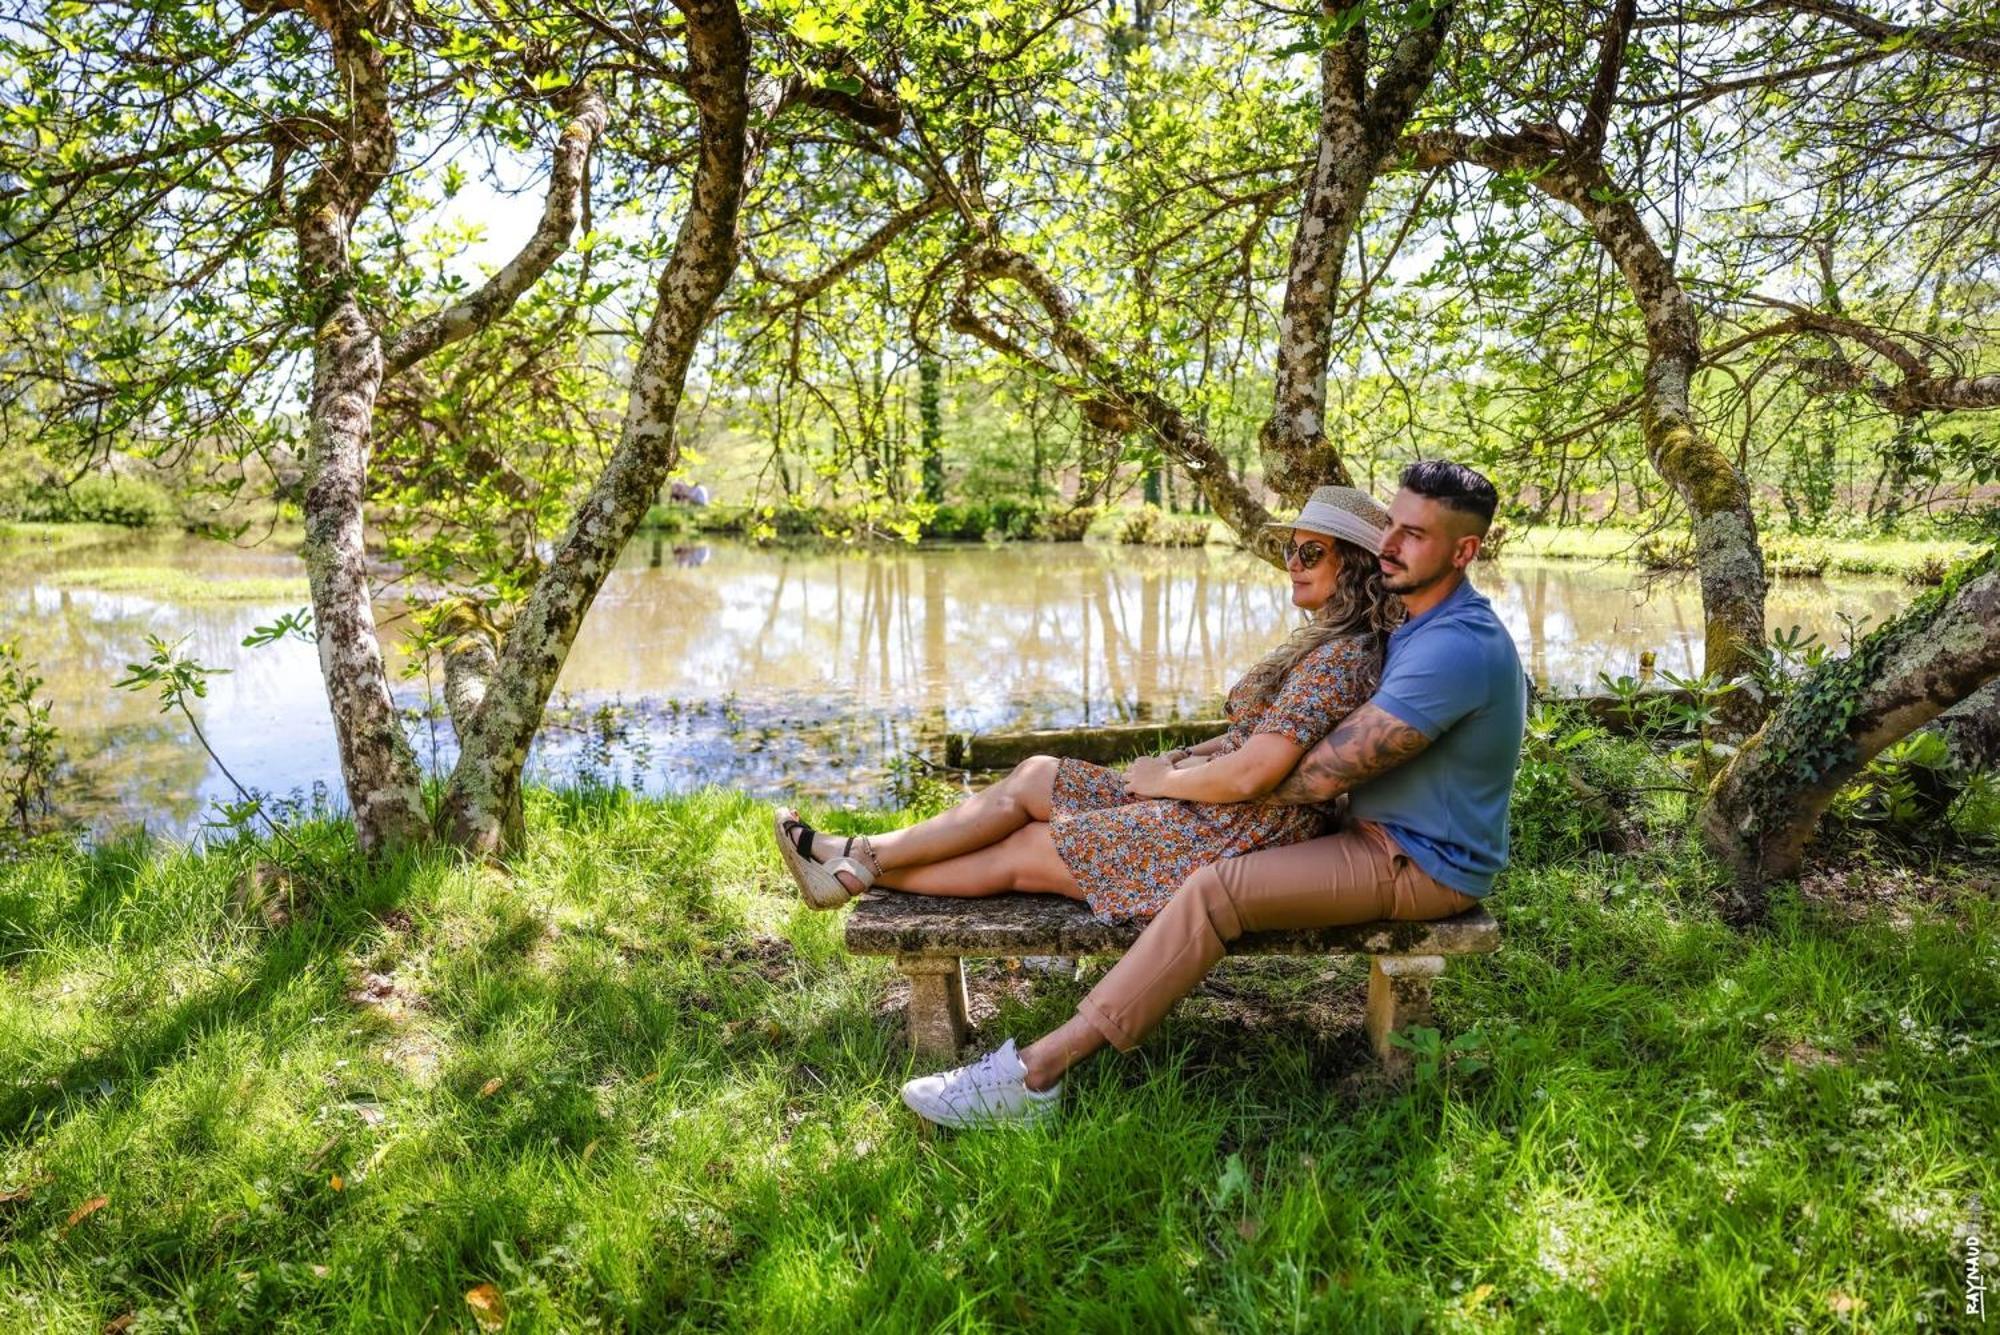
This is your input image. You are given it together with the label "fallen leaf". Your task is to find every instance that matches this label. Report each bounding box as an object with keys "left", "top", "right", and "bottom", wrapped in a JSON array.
[
  {"left": 102, "top": 1315, "right": 134, "bottom": 1334},
  {"left": 465, "top": 1282, "right": 507, "bottom": 1331},
  {"left": 328, "top": 1174, "right": 344, "bottom": 1192},
  {"left": 1235, "top": 1215, "right": 1264, "bottom": 1242},
  {"left": 581, "top": 1140, "right": 600, "bottom": 1163},
  {"left": 478, "top": 1077, "right": 503, "bottom": 1098},
  {"left": 1460, "top": 1283, "right": 1496, "bottom": 1313},
  {"left": 1827, "top": 1291, "right": 1866, "bottom": 1315},
  {"left": 309, "top": 1264, "right": 329, "bottom": 1279},
  {"left": 64, "top": 1195, "right": 108, "bottom": 1230}
]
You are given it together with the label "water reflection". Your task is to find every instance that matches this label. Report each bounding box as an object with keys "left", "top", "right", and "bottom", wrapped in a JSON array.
[{"left": 0, "top": 532, "right": 1913, "bottom": 836}]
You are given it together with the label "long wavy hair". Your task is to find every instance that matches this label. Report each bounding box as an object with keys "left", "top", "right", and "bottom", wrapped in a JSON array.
[{"left": 1232, "top": 536, "right": 1404, "bottom": 715}]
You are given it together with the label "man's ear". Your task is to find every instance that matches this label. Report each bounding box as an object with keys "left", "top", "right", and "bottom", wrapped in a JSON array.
[{"left": 1453, "top": 532, "right": 1482, "bottom": 570}]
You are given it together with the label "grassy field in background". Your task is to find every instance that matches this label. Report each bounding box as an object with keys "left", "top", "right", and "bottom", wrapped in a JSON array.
[
  {"left": 45, "top": 566, "right": 311, "bottom": 604},
  {"left": 1499, "top": 523, "right": 1981, "bottom": 581},
  {"left": 1, "top": 779, "right": 1992, "bottom": 1331}
]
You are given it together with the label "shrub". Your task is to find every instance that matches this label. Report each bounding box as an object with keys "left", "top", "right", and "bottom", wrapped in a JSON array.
[
  {"left": 1905, "top": 555, "right": 1952, "bottom": 587},
  {"left": 1762, "top": 535, "right": 1831, "bottom": 578},
  {"left": 0, "top": 641, "right": 62, "bottom": 835},
  {"left": 1116, "top": 504, "right": 1210, "bottom": 547},
  {"left": 1635, "top": 534, "right": 1693, "bottom": 571},
  {"left": 21, "top": 473, "right": 176, "bottom": 528},
  {"left": 925, "top": 499, "right": 1041, "bottom": 541},
  {"left": 1030, "top": 505, "right": 1098, "bottom": 542}
]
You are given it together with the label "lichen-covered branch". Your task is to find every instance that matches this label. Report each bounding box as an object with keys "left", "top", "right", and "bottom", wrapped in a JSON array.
[
  {"left": 383, "top": 85, "right": 610, "bottom": 377},
  {"left": 950, "top": 245, "right": 1279, "bottom": 549},
  {"left": 1401, "top": 126, "right": 1769, "bottom": 724},
  {"left": 291, "top": 2, "right": 428, "bottom": 855},
  {"left": 1700, "top": 547, "right": 2000, "bottom": 902}
]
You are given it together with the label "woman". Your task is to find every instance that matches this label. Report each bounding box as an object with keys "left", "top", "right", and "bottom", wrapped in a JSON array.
[{"left": 772, "top": 485, "right": 1401, "bottom": 930}]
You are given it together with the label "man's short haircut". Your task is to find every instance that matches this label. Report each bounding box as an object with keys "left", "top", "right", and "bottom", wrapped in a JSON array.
[{"left": 1399, "top": 459, "right": 1498, "bottom": 534}]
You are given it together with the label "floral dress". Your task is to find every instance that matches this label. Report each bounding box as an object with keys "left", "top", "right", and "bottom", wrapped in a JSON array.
[{"left": 1049, "top": 634, "right": 1379, "bottom": 924}]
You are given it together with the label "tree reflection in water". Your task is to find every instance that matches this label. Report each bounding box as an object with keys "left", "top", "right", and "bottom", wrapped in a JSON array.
[{"left": 1, "top": 533, "right": 1911, "bottom": 836}]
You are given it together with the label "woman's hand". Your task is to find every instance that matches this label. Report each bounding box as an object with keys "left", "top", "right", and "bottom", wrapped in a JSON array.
[{"left": 1123, "top": 754, "right": 1175, "bottom": 799}]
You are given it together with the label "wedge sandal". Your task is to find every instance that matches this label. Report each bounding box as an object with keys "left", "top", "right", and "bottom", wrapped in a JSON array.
[{"left": 773, "top": 807, "right": 878, "bottom": 909}]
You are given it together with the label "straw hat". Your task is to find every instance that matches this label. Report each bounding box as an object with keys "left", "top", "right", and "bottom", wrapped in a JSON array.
[{"left": 1265, "top": 485, "right": 1392, "bottom": 555}]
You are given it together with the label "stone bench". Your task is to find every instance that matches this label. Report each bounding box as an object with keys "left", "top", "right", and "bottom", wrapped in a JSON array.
[{"left": 844, "top": 891, "right": 1500, "bottom": 1075}]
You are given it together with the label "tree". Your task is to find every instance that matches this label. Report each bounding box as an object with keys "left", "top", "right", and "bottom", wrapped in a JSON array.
[
  {"left": 2, "top": 0, "right": 763, "bottom": 856},
  {"left": 1699, "top": 546, "right": 2000, "bottom": 909}
]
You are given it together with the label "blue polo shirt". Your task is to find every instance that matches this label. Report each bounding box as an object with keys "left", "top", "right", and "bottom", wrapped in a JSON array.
[{"left": 1347, "top": 576, "right": 1527, "bottom": 897}]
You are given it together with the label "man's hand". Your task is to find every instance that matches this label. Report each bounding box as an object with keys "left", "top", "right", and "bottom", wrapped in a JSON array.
[
  {"left": 1268, "top": 702, "right": 1432, "bottom": 806},
  {"left": 1123, "top": 754, "right": 1174, "bottom": 799}
]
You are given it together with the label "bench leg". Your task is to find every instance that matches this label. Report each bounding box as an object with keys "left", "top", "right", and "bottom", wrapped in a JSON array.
[
  {"left": 898, "top": 954, "right": 970, "bottom": 1060},
  {"left": 1364, "top": 955, "right": 1445, "bottom": 1075}
]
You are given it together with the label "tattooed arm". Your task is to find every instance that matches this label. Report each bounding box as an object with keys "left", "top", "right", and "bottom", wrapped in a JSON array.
[{"left": 1266, "top": 703, "right": 1433, "bottom": 806}]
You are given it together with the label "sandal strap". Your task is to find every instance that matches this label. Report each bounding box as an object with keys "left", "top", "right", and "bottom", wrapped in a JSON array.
[
  {"left": 781, "top": 816, "right": 817, "bottom": 862},
  {"left": 824, "top": 856, "right": 877, "bottom": 889}
]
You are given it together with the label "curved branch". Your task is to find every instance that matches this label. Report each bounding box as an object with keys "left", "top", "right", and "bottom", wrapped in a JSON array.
[
  {"left": 952, "top": 245, "right": 1280, "bottom": 547},
  {"left": 384, "top": 85, "right": 609, "bottom": 377}
]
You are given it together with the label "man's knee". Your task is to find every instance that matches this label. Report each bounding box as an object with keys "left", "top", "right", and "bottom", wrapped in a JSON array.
[{"left": 1168, "top": 864, "right": 1243, "bottom": 944}]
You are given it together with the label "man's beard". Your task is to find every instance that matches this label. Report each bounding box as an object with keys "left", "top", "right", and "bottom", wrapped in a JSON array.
[{"left": 1380, "top": 559, "right": 1446, "bottom": 595}]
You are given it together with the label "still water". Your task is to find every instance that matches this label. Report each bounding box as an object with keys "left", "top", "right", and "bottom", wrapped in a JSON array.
[{"left": 1, "top": 530, "right": 1914, "bottom": 836}]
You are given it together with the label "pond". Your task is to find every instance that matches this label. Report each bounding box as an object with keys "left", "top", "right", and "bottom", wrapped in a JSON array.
[{"left": 0, "top": 529, "right": 1914, "bottom": 837}]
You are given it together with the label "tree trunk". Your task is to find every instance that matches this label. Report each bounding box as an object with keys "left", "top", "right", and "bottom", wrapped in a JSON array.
[
  {"left": 919, "top": 353, "right": 944, "bottom": 505},
  {"left": 299, "top": 295, "right": 431, "bottom": 854},
  {"left": 1699, "top": 548, "right": 2000, "bottom": 910},
  {"left": 291, "top": 16, "right": 428, "bottom": 855},
  {"left": 1928, "top": 677, "right": 2000, "bottom": 773},
  {"left": 436, "top": 0, "right": 752, "bottom": 857},
  {"left": 1258, "top": 3, "right": 1454, "bottom": 503}
]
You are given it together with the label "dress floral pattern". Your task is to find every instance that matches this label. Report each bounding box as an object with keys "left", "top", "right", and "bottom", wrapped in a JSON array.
[{"left": 1049, "top": 634, "right": 1378, "bottom": 924}]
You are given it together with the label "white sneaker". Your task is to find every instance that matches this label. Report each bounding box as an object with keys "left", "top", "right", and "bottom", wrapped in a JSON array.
[{"left": 900, "top": 1039, "right": 1062, "bottom": 1129}]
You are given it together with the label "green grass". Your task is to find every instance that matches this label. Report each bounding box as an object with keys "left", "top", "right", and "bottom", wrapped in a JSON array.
[
  {"left": 1502, "top": 523, "right": 1980, "bottom": 581},
  {"left": 46, "top": 566, "right": 308, "bottom": 603},
  {"left": 0, "top": 786, "right": 1993, "bottom": 1331},
  {"left": 0, "top": 522, "right": 135, "bottom": 552}
]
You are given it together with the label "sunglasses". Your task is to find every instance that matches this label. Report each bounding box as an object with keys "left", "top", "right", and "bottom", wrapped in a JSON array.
[{"left": 1282, "top": 538, "right": 1330, "bottom": 570}]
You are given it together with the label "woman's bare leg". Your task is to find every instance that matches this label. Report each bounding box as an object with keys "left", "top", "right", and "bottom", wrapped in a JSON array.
[
  {"left": 874, "top": 822, "right": 1085, "bottom": 900},
  {"left": 870, "top": 755, "right": 1060, "bottom": 870},
  {"left": 785, "top": 755, "right": 1066, "bottom": 894}
]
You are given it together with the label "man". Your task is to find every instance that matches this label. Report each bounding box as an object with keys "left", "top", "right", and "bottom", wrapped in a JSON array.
[{"left": 901, "top": 460, "right": 1529, "bottom": 1128}]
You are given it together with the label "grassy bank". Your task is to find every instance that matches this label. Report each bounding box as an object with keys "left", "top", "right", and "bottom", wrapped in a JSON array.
[
  {"left": 1, "top": 779, "right": 1992, "bottom": 1330},
  {"left": 1501, "top": 523, "right": 1981, "bottom": 582},
  {"left": 0, "top": 521, "right": 142, "bottom": 553},
  {"left": 42, "top": 566, "right": 309, "bottom": 604}
]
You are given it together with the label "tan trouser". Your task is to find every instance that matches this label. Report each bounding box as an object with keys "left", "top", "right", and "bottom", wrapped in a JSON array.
[{"left": 1076, "top": 820, "right": 1480, "bottom": 1051}]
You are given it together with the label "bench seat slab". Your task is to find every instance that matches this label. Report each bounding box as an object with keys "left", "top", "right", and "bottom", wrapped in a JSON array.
[{"left": 845, "top": 891, "right": 1498, "bottom": 959}]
